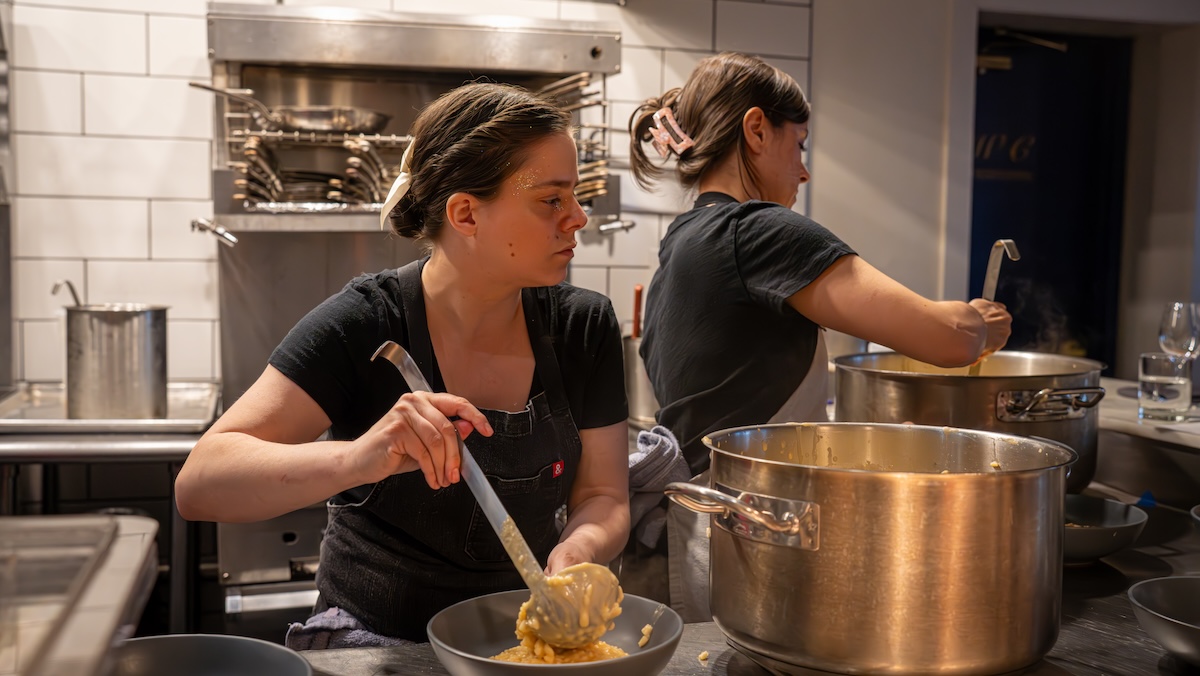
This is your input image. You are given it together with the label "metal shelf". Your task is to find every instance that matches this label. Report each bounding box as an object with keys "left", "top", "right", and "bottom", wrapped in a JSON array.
[{"left": 229, "top": 128, "right": 412, "bottom": 149}]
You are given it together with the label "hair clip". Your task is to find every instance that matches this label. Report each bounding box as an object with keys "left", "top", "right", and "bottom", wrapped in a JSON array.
[{"left": 649, "top": 107, "right": 694, "bottom": 159}]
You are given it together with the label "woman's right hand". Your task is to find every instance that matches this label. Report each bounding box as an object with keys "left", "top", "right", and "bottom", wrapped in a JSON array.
[
  {"left": 968, "top": 298, "right": 1013, "bottom": 357},
  {"left": 351, "top": 392, "right": 493, "bottom": 490}
]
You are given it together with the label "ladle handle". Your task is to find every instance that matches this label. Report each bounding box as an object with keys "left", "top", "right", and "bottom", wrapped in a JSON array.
[
  {"left": 370, "top": 341, "right": 546, "bottom": 589},
  {"left": 981, "top": 238, "right": 1020, "bottom": 301}
]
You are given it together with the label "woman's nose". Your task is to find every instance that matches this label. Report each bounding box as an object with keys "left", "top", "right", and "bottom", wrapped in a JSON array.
[
  {"left": 564, "top": 196, "right": 588, "bottom": 232},
  {"left": 798, "top": 162, "right": 811, "bottom": 185}
]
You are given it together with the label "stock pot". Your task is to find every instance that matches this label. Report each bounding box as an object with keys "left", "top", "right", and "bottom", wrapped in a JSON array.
[
  {"left": 64, "top": 304, "right": 167, "bottom": 419},
  {"left": 667, "top": 422, "right": 1075, "bottom": 675},
  {"left": 834, "top": 351, "right": 1104, "bottom": 492}
]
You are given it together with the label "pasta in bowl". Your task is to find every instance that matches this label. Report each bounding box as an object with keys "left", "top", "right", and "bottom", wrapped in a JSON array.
[{"left": 428, "top": 590, "right": 682, "bottom": 675}]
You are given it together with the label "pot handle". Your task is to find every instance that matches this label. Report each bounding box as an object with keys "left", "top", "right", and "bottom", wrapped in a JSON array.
[
  {"left": 1018, "top": 387, "right": 1105, "bottom": 414},
  {"left": 997, "top": 387, "right": 1105, "bottom": 422},
  {"left": 665, "top": 482, "right": 819, "bottom": 549}
]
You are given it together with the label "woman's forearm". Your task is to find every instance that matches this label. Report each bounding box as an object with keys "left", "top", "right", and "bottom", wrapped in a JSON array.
[
  {"left": 175, "top": 432, "right": 364, "bottom": 523},
  {"left": 558, "top": 493, "right": 630, "bottom": 565}
]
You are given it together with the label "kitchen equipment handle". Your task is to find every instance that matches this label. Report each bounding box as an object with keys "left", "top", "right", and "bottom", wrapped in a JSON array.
[
  {"left": 632, "top": 284, "right": 643, "bottom": 340},
  {"left": 981, "top": 239, "right": 1021, "bottom": 301},
  {"left": 665, "top": 482, "right": 819, "bottom": 549},
  {"left": 996, "top": 387, "right": 1105, "bottom": 422},
  {"left": 1018, "top": 387, "right": 1106, "bottom": 414},
  {"left": 371, "top": 341, "right": 545, "bottom": 591},
  {"left": 51, "top": 279, "right": 83, "bottom": 307},
  {"left": 189, "top": 82, "right": 278, "bottom": 124},
  {"left": 191, "top": 218, "right": 238, "bottom": 247},
  {"left": 666, "top": 482, "right": 794, "bottom": 533}
]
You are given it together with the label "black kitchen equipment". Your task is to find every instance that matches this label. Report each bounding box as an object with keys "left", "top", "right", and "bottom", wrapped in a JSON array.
[
  {"left": 427, "top": 590, "right": 682, "bottom": 676},
  {"left": 1062, "top": 494, "right": 1147, "bottom": 565},
  {"left": 190, "top": 82, "right": 391, "bottom": 134},
  {"left": 111, "top": 634, "right": 312, "bottom": 676},
  {"left": 1128, "top": 576, "right": 1200, "bottom": 667}
]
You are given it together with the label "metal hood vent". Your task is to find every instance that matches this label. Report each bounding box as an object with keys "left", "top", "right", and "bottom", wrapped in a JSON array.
[{"left": 207, "top": 3, "right": 621, "bottom": 75}]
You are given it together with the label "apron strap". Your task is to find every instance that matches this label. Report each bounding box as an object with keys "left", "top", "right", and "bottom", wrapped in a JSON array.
[{"left": 397, "top": 260, "right": 571, "bottom": 420}]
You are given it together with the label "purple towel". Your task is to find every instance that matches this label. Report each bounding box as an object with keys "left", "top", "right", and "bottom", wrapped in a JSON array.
[{"left": 285, "top": 607, "right": 416, "bottom": 650}]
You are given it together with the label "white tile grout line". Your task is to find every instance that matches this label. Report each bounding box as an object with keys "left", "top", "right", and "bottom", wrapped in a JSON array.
[{"left": 13, "top": 2, "right": 204, "bottom": 20}]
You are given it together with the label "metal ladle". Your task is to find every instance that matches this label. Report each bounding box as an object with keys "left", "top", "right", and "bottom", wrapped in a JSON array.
[
  {"left": 370, "top": 340, "right": 622, "bottom": 649},
  {"left": 969, "top": 239, "right": 1020, "bottom": 376}
]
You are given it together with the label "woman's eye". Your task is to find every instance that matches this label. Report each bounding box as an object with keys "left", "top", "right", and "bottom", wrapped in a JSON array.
[
  {"left": 544, "top": 198, "right": 563, "bottom": 209},
  {"left": 799, "top": 143, "right": 808, "bottom": 152}
]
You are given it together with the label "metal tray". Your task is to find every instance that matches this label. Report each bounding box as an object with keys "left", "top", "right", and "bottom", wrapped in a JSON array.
[{"left": 0, "top": 382, "right": 221, "bottom": 434}]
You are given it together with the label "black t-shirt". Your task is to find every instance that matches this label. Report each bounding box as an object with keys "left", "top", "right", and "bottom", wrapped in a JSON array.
[
  {"left": 269, "top": 261, "right": 628, "bottom": 498},
  {"left": 641, "top": 192, "right": 856, "bottom": 475}
]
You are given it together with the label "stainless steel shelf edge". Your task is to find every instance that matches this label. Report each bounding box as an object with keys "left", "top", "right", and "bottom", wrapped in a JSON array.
[
  {"left": 208, "top": 2, "right": 621, "bottom": 74},
  {"left": 0, "top": 382, "right": 221, "bottom": 434},
  {"left": 216, "top": 212, "right": 383, "bottom": 232}
]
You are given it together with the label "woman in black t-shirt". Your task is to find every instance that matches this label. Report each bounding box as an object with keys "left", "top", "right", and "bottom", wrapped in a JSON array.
[
  {"left": 630, "top": 51, "right": 1012, "bottom": 476},
  {"left": 175, "top": 83, "right": 631, "bottom": 645},
  {"left": 628, "top": 52, "right": 1012, "bottom": 621}
]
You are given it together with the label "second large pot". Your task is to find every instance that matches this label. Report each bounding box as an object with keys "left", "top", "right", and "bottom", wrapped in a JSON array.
[
  {"left": 834, "top": 351, "right": 1104, "bottom": 492},
  {"left": 667, "top": 422, "right": 1075, "bottom": 675},
  {"left": 65, "top": 304, "right": 167, "bottom": 419}
]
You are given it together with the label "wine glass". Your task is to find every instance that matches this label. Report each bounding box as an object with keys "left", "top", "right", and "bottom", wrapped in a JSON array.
[{"left": 1159, "top": 301, "right": 1200, "bottom": 357}]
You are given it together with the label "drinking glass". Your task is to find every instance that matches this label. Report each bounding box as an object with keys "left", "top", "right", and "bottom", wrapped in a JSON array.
[
  {"left": 1138, "top": 352, "right": 1192, "bottom": 421},
  {"left": 1159, "top": 301, "right": 1200, "bottom": 357}
]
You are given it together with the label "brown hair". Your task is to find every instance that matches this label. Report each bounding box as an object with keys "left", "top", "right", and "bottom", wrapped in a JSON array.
[
  {"left": 629, "top": 52, "right": 810, "bottom": 193},
  {"left": 388, "top": 82, "right": 572, "bottom": 244}
]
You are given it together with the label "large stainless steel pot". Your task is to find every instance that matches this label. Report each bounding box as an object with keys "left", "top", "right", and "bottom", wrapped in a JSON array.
[
  {"left": 667, "top": 422, "right": 1075, "bottom": 675},
  {"left": 65, "top": 304, "right": 167, "bottom": 419},
  {"left": 834, "top": 351, "right": 1104, "bottom": 492}
]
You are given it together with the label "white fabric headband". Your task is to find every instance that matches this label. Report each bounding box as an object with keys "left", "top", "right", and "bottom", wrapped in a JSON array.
[{"left": 380, "top": 140, "right": 416, "bottom": 230}]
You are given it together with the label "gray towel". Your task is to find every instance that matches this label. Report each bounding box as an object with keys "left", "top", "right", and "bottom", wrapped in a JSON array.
[
  {"left": 628, "top": 425, "right": 690, "bottom": 548},
  {"left": 285, "top": 607, "right": 416, "bottom": 650}
]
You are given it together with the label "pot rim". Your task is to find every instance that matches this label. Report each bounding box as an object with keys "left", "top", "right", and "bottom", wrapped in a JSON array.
[
  {"left": 66, "top": 303, "right": 170, "bottom": 313},
  {"left": 703, "top": 422, "right": 1079, "bottom": 475},
  {"left": 832, "top": 350, "right": 1106, "bottom": 378}
]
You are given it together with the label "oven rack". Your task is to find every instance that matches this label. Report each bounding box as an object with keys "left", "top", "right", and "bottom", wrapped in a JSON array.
[{"left": 228, "top": 128, "right": 413, "bottom": 148}]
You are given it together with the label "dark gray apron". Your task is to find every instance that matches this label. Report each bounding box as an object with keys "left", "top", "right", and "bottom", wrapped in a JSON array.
[{"left": 313, "top": 263, "right": 583, "bottom": 641}]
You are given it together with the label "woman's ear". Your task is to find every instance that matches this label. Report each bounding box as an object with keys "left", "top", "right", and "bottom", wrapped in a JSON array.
[
  {"left": 444, "top": 192, "right": 479, "bottom": 238},
  {"left": 741, "top": 107, "right": 768, "bottom": 155}
]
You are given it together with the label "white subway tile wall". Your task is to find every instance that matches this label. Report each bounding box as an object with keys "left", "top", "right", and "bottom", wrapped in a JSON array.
[{"left": 9, "top": 0, "right": 811, "bottom": 379}]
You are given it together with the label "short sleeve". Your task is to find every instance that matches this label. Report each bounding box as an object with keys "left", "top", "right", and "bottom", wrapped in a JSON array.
[
  {"left": 553, "top": 286, "right": 629, "bottom": 430},
  {"left": 734, "top": 206, "right": 856, "bottom": 312},
  {"left": 268, "top": 279, "right": 390, "bottom": 425}
]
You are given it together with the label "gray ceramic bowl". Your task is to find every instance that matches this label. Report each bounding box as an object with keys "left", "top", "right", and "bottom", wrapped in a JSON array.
[
  {"left": 1063, "top": 494, "right": 1148, "bottom": 565},
  {"left": 112, "top": 634, "right": 312, "bottom": 676},
  {"left": 1128, "top": 576, "right": 1200, "bottom": 666},
  {"left": 1191, "top": 504, "right": 1199, "bottom": 529},
  {"left": 428, "top": 590, "right": 682, "bottom": 676}
]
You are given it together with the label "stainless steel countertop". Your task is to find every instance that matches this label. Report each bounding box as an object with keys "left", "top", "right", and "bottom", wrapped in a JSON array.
[
  {"left": 0, "top": 434, "right": 198, "bottom": 463},
  {"left": 2, "top": 515, "right": 158, "bottom": 676},
  {"left": 301, "top": 485, "right": 1200, "bottom": 676}
]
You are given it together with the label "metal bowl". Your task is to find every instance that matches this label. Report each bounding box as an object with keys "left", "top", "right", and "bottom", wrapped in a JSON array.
[
  {"left": 1191, "top": 504, "right": 1199, "bottom": 529},
  {"left": 427, "top": 590, "right": 682, "bottom": 676},
  {"left": 1063, "top": 495, "right": 1147, "bottom": 565},
  {"left": 1128, "top": 576, "right": 1200, "bottom": 666},
  {"left": 112, "top": 634, "right": 312, "bottom": 676}
]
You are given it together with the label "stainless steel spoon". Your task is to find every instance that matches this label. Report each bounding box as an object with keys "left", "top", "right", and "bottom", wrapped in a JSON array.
[{"left": 370, "top": 340, "right": 622, "bottom": 649}]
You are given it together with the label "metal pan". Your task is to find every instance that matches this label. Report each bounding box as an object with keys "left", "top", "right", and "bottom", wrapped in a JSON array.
[
  {"left": 1062, "top": 494, "right": 1147, "bottom": 565},
  {"left": 1128, "top": 576, "right": 1200, "bottom": 667},
  {"left": 428, "top": 590, "right": 682, "bottom": 676},
  {"left": 112, "top": 634, "right": 311, "bottom": 676},
  {"left": 190, "top": 82, "right": 391, "bottom": 134}
]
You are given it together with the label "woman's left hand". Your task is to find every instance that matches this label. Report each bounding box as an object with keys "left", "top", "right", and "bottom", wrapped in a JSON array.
[{"left": 545, "top": 540, "right": 593, "bottom": 575}]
